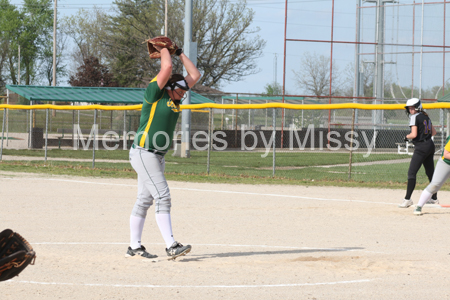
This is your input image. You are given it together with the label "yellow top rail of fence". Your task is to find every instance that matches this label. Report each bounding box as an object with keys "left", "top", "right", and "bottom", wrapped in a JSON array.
[
  {"left": 2, "top": 102, "right": 450, "bottom": 110},
  {"left": 0, "top": 104, "right": 143, "bottom": 111}
]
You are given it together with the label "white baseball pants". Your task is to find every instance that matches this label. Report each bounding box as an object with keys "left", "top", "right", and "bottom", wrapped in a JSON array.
[{"left": 129, "top": 146, "right": 172, "bottom": 217}]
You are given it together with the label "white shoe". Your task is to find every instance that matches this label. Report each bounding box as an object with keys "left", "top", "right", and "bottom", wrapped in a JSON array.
[
  {"left": 426, "top": 198, "right": 439, "bottom": 205},
  {"left": 398, "top": 199, "right": 413, "bottom": 208}
]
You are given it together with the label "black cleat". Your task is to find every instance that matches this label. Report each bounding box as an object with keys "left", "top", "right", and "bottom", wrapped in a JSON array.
[
  {"left": 166, "top": 241, "right": 191, "bottom": 260},
  {"left": 125, "top": 245, "right": 158, "bottom": 259}
]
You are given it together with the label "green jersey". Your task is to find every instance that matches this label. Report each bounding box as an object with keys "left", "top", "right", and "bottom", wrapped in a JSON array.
[
  {"left": 134, "top": 76, "right": 181, "bottom": 152},
  {"left": 443, "top": 136, "right": 450, "bottom": 165}
]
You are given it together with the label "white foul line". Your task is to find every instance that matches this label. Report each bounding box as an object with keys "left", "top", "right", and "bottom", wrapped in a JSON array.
[
  {"left": 30, "top": 242, "right": 348, "bottom": 250},
  {"left": 30, "top": 242, "right": 384, "bottom": 254},
  {"left": 4, "top": 177, "right": 398, "bottom": 206},
  {"left": 6, "top": 279, "right": 373, "bottom": 288},
  {"left": 169, "top": 187, "right": 392, "bottom": 205}
]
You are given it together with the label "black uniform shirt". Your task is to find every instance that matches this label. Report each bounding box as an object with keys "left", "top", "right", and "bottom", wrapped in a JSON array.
[{"left": 409, "top": 112, "right": 432, "bottom": 143}]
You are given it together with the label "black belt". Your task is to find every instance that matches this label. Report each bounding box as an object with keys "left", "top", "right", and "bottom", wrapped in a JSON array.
[
  {"left": 147, "top": 149, "right": 167, "bottom": 156},
  {"left": 132, "top": 144, "right": 167, "bottom": 156}
]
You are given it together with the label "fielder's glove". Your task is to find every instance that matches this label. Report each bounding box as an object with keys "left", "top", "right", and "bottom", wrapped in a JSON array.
[
  {"left": 0, "top": 229, "right": 36, "bottom": 282},
  {"left": 404, "top": 137, "right": 409, "bottom": 142},
  {"left": 145, "top": 36, "right": 178, "bottom": 59}
]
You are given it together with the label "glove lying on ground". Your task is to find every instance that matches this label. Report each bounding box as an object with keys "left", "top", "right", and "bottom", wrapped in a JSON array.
[{"left": 0, "top": 229, "right": 36, "bottom": 282}]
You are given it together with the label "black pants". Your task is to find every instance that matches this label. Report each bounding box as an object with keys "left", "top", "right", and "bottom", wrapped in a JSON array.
[{"left": 405, "top": 139, "right": 436, "bottom": 199}]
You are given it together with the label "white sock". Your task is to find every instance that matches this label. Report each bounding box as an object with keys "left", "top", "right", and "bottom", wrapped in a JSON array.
[
  {"left": 417, "top": 189, "right": 433, "bottom": 208},
  {"left": 130, "top": 215, "right": 146, "bottom": 249},
  {"left": 155, "top": 213, "right": 175, "bottom": 248}
]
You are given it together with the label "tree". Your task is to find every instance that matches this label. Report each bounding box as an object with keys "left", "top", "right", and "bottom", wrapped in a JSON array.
[
  {"left": 67, "top": 1, "right": 169, "bottom": 87},
  {"left": 64, "top": 0, "right": 265, "bottom": 88},
  {"left": 193, "top": 0, "right": 265, "bottom": 87},
  {"left": 293, "top": 52, "right": 341, "bottom": 97},
  {"left": 0, "top": 0, "right": 21, "bottom": 86},
  {"left": 0, "top": 76, "right": 5, "bottom": 96},
  {"left": 262, "top": 82, "right": 282, "bottom": 96},
  {"left": 340, "top": 60, "right": 375, "bottom": 102},
  {"left": 292, "top": 52, "right": 342, "bottom": 128},
  {"left": 39, "top": 28, "right": 68, "bottom": 86},
  {"left": 360, "top": 61, "right": 375, "bottom": 100},
  {"left": 69, "top": 56, "right": 118, "bottom": 87},
  {"left": 62, "top": 7, "right": 108, "bottom": 72},
  {"left": 0, "top": 0, "right": 55, "bottom": 86},
  {"left": 19, "top": 0, "right": 54, "bottom": 85}
]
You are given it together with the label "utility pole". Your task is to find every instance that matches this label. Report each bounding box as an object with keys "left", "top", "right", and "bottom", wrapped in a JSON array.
[
  {"left": 373, "top": 0, "right": 385, "bottom": 128},
  {"left": 353, "top": 0, "right": 362, "bottom": 129},
  {"left": 18, "top": 45, "right": 20, "bottom": 85},
  {"left": 52, "top": 0, "right": 57, "bottom": 87},
  {"left": 164, "top": 0, "right": 168, "bottom": 36},
  {"left": 52, "top": 0, "right": 57, "bottom": 116},
  {"left": 365, "top": 0, "right": 394, "bottom": 130},
  {"left": 181, "top": 0, "right": 194, "bottom": 158}
]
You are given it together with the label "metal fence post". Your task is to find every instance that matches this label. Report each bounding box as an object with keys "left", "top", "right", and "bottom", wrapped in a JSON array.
[
  {"left": 1, "top": 108, "right": 5, "bottom": 161},
  {"left": 207, "top": 108, "right": 212, "bottom": 174},
  {"left": 248, "top": 99, "right": 251, "bottom": 128},
  {"left": 6, "top": 89, "right": 9, "bottom": 146},
  {"left": 447, "top": 109, "right": 450, "bottom": 138},
  {"left": 348, "top": 109, "right": 356, "bottom": 180},
  {"left": 440, "top": 108, "right": 444, "bottom": 148},
  {"left": 265, "top": 100, "right": 268, "bottom": 128},
  {"left": 272, "top": 107, "right": 276, "bottom": 177},
  {"left": 28, "top": 101, "right": 32, "bottom": 148},
  {"left": 45, "top": 108, "right": 49, "bottom": 163},
  {"left": 221, "top": 98, "right": 224, "bottom": 130},
  {"left": 123, "top": 109, "right": 127, "bottom": 149},
  {"left": 77, "top": 105, "right": 80, "bottom": 149},
  {"left": 93, "top": 109, "right": 97, "bottom": 168},
  {"left": 72, "top": 105, "right": 75, "bottom": 146},
  {"left": 234, "top": 94, "right": 238, "bottom": 147}
]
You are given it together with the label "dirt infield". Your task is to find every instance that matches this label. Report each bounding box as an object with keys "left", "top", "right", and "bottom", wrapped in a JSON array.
[{"left": 2, "top": 171, "right": 450, "bottom": 299}]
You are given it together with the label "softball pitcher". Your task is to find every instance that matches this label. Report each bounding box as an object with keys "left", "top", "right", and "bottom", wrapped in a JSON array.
[
  {"left": 414, "top": 135, "right": 450, "bottom": 215},
  {"left": 126, "top": 44, "right": 201, "bottom": 260}
]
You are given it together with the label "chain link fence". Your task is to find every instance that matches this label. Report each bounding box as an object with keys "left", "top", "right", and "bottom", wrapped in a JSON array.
[
  {"left": 207, "top": 97, "right": 448, "bottom": 183},
  {"left": 1, "top": 93, "right": 449, "bottom": 184}
]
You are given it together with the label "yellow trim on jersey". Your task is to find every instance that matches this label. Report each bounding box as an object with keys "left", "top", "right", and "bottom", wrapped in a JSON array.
[
  {"left": 443, "top": 140, "right": 450, "bottom": 160},
  {"left": 139, "top": 91, "right": 165, "bottom": 147},
  {"left": 445, "top": 140, "right": 450, "bottom": 152},
  {"left": 144, "top": 76, "right": 159, "bottom": 105}
]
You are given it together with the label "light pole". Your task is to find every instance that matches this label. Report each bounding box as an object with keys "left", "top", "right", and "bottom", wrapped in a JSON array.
[
  {"left": 52, "top": 0, "right": 57, "bottom": 117},
  {"left": 181, "top": 0, "right": 194, "bottom": 158}
]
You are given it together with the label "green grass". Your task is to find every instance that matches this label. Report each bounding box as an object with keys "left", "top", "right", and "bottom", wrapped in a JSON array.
[
  {"left": 1, "top": 149, "right": 130, "bottom": 160},
  {"left": 0, "top": 149, "right": 402, "bottom": 166},
  {"left": 0, "top": 159, "right": 446, "bottom": 190},
  {"left": 2, "top": 148, "right": 449, "bottom": 190}
]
